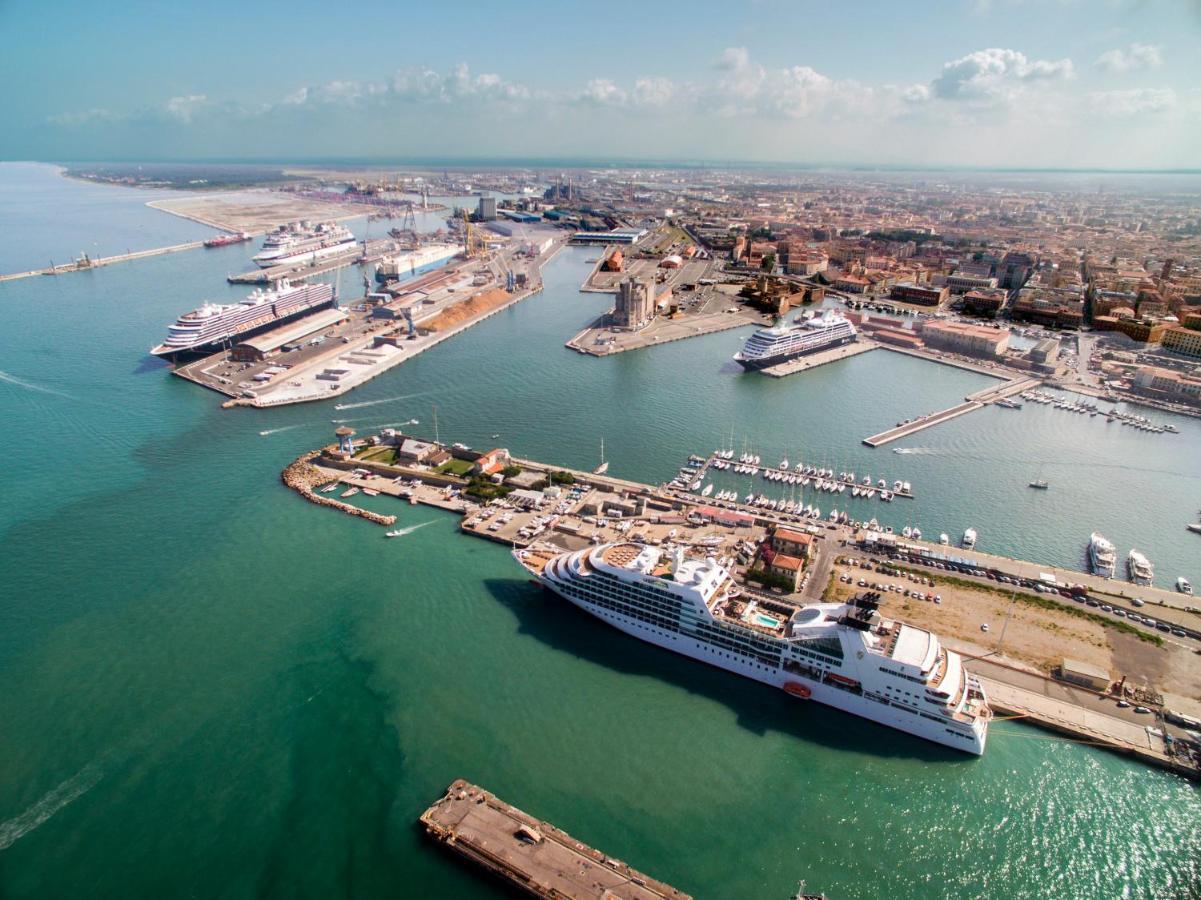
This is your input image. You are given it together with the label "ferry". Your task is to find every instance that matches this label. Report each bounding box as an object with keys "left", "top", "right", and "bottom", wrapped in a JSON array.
[
  {"left": 1089, "top": 533, "right": 1116, "bottom": 578},
  {"left": 150, "top": 280, "right": 336, "bottom": 361},
  {"left": 1127, "top": 549, "right": 1155, "bottom": 586},
  {"left": 733, "top": 310, "right": 856, "bottom": 371},
  {"left": 375, "top": 243, "right": 461, "bottom": 283},
  {"left": 514, "top": 542, "right": 990, "bottom": 754},
  {"left": 252, "top": 221, "right": 357, "bottom": 268}
]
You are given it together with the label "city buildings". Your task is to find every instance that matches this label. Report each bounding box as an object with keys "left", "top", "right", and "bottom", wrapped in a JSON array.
[{"left": 919, "top": 320, "right": 1010, "bottom": 358}]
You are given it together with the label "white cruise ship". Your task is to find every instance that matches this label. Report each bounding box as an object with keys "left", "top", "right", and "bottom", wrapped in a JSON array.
[
  {"left": 1089, "top": 532, "right": 1116, "bottom": 578},
  {"left": 733, "top": 309, "right": 856, "bottom": 370},
  {"left": 252, "top": 221, "right": 357, "bottom": 268},
  {"left": 374, "top": 243, "right": 461, "bottom": 283},
  {"left": 515, "top": 542, "right": 991, "bottom": 755},
  {"left": 1127, "top": 549, "right": 1154, "bottom": 586},
  {"left": 150, "top": 280, "right": 335, "bottom": 360}
]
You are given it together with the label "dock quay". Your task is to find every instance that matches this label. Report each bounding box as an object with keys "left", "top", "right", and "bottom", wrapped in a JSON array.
[
  {"left": 178, "top": 235, "right": 568, "bottom": 408},
  {"left": 761, "top": 339, "right": 878, "bottom": 377},
  {"left": 282, "top": 431, "right": 1200, "bottom": 777},
  {"left": 862, "top": 375, "right": 1042, "bottom": 447},
  {"left": 566, "top": 308, "right": 760, "bottom": 357},
  {"left": 0, "top": 239, "right": 207, "bottom": 283},
  {"left": 420, "top": 779, "right": 690, "bottom": 900}
]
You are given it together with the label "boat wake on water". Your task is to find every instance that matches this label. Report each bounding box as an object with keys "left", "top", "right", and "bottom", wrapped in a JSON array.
[
  {"left": 385, "top": 521, "right": 436, "bottom": 538},
  {"left": 0, "top": 764, "right": 102, "bottom": 851},
  {"left": 258, "top": 424, "right": 306, "bottom": 436},
  {"left": 333, "top": 391, "right": 428, "bottom": 411},
  {"left": 0, "top": 369, "right": 78, "bottom": 401}
]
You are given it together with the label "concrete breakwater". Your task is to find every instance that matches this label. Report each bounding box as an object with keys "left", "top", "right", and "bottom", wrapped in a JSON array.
[{"left": 281, "top": 456, "right": 396, "bottom": 526}]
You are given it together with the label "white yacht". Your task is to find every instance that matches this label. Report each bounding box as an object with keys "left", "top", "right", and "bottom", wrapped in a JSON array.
[
  {"left": 1088, "top": 533, "right": 1116, "bottom": 579},
  {"left": 1176, "top": 576, "right": 1193, "bottom": 596},
  {"left": 1127, "top": 549, "right": 1154, "bottom": 586},
  {"left": 962, "top": 528, "right": 977, "bottom": 550},
  {"left": 514, "top": 542, "right": 991, "bottom": 755}
]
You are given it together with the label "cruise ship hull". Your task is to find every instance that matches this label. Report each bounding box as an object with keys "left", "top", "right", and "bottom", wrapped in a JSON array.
[
  {"left": 734, "top": 334, "right": 855, "bottom": 370},
  {"left": 150, "top": 296, "right": 336, "bottom": 362},
  {"left": 534, "top": 573, "right": 986, "bottom": 756},
  {"left": 254, "top": 239, "right": 358, "bottom": 269}
]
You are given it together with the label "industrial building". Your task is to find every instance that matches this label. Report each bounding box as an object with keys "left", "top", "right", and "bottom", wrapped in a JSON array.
[{"left": 230, "top": 308, "right": 349, "bottom": 362}]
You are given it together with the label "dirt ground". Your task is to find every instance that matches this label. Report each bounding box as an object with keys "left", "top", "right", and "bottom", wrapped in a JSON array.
[
  {"left": 423, "top": 288, "right": 512, "bottom": 332},
  {"left": 148, "top": 191, "right": 363, "bottom": 233},
  {"left": 826, "top": 561, "right": 1201, "bottom": 715}
]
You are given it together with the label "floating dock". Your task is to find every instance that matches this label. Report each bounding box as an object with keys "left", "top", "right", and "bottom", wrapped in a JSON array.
[{"left": 420, "top": 779, "right": 691, "bottom": 900}]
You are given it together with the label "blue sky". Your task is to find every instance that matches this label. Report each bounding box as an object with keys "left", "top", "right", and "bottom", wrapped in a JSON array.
[{"left": 3, "top": 0, "right": 1199, "bottom": 167}]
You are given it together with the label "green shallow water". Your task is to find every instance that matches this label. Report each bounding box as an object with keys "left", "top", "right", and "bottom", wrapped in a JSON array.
[{"left": 0, "top": 167, "right": 1199, "bottom": 898}]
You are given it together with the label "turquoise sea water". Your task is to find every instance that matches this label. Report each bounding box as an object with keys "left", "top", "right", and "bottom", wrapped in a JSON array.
[{"left": 0, "top": 165, "right": 1198, "bottom": 898}]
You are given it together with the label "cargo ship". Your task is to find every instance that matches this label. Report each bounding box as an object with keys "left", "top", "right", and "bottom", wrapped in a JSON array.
[
  {"left": 150, "top": 280, "right": 335, "bottom": 361},
  {"left": 375, "top": 243, "right": 461, "bottom": 283},
  {"left": 514, "top": 542, "right": 991, "bottom": 755},
  {"left": 252, "top": 221, "right": 357, "bottom": 268},
  {"left": 204, "top": 232, "right": 251, "bottom": 248},
  {"left": 733, "top": 309, "right": 857, "bottom": 370}
]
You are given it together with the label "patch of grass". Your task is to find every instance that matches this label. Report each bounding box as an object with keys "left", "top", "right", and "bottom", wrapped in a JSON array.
[
  {"left": 354, "top": 445, "right": 397, "bottom": 464},
  {"left": 437, "top": 458, "right": 474, "bottom": 476}
]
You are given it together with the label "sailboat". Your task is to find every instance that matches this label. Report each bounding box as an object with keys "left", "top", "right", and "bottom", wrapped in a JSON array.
[{"left": 593, "top": 437, "right": 609, "bottom": 475}]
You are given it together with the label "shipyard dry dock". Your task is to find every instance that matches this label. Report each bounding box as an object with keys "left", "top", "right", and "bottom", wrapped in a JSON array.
[{"left": 420, "top": 780, "right": 690, "bottom": 900}]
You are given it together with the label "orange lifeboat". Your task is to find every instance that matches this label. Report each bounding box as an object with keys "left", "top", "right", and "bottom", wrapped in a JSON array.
[{"left": 783, "top": 682, "right": 812, "bottom": 699}]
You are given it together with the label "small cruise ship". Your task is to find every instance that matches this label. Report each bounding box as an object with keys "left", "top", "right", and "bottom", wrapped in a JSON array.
[
  {"left": 514, "top": 542, "right": 991, "bottom": 755},
  {"left": 1127, "top": 549, "right": 1155, "bottom": 586},
  {"left": 252, "top": 221, "right": 357, "bottom": 268},
  {"left": 733, "top": 309, "right": 857, "bottom": 370},
  {"left": 1089, "top": 533, "right": 1116, "bottom": 579}
]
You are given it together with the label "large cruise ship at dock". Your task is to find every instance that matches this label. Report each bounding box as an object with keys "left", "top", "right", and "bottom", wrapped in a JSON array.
[
  {"left": 252, "top": 221, "right": 357, "bottom": 268},
  {"left": 150, "top": 280, "right": 335, "bottom": 361},
  {"left": 514, "top": 542, "right": 991, "bottom": 755},
  {"left": 734, "top": 309, "right": 857, "bottom": 370},
  {"left": 374, "top": 243, "right": 461, "bottom": 283}
]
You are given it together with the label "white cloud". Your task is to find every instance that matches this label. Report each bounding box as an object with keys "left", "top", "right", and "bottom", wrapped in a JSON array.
[
  {"left": 1089, "top": 87, "right": 1176, "bottom": 116},
  {"left": 1095, "top": 43, "right": 1163, "bottom": 74},
  {"left": 931, "top": 48, "right": 1074, "bottom": 103},
  {"left": 164, "top": 94, "right": 209, "bottom": 123},
  {"left": 578, "top": 78, "right": 628, "bottom": 106}
]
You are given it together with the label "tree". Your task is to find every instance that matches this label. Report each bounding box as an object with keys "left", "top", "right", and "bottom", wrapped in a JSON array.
[{"left": 761, "top": 253, "right": 776, "bottom": 272}]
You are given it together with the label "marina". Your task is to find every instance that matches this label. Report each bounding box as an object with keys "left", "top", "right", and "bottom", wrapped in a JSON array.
[
  {"left": 281, "top": 426, "right": 1201, "bottom": 777},
  {"left": 419, "top": 779, "right": 691, "bottom": 900}
]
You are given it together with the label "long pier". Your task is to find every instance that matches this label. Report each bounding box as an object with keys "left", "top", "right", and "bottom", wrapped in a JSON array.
[
  {"left": 420, "top": 779, "right": 691, "bottom": 899},
  {"left": 862, "top": 376, "right": 1041, "bottom": 447},
  {"left": 0, "top": 239, "right": 207, "bottom": 283}
]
